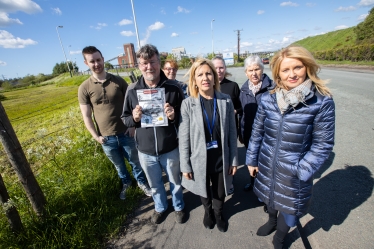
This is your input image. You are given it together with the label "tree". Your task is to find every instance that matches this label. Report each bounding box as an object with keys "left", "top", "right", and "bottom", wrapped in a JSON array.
[
  {"left": 354, "top": 7, "right": 374, "bottom": 44},
  {"left": 52, "top": 61, "right": 78, "bottom": 75},
  {"left": 178, "top": 57, "right": 192, "bottom": 69},
  {"left": 206, "top": 53, "right": 215, "bottom": 60},
  {"left": 104, "top": 62, "right": 114, "bottom": 70}
]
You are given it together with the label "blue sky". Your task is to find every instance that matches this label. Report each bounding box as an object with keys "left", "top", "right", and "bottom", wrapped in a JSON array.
[{"left": 0, "top": 0, "right": 373, "bottom": 79}]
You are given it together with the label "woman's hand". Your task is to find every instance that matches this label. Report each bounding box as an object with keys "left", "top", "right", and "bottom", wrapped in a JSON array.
[
  {"left": 247, "top": 165, "right": 259, "bottom": 177},
  {"left": 182, "top": 172, "right": 193, "bottom": 180},
  {"left": 228, "top": 166, "right": 237, "bottom": 175}
]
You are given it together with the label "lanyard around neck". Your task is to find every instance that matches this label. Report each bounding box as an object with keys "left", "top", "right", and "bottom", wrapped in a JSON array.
[{"left": 200, "top": 93, "right": 217, "bottom": 141}]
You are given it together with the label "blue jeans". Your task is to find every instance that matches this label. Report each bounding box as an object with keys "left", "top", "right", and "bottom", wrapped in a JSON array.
[
  {"left": 102, "top": 133, "right": 147, "bottom": 185},
  {"left": 138, "top": 148, "right": 184, "bottom": 213}
]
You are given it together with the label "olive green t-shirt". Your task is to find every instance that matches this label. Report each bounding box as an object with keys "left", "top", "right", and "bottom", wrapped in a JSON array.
[{"left": 78, "top": 73, "right": 128, "bottom": 136}]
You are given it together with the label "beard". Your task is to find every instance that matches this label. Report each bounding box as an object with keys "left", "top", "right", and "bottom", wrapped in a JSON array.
[{"left": 143, "top": 71, "right": 159, "bottom": 81}]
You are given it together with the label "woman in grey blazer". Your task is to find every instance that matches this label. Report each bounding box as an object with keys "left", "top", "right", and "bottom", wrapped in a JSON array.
[{"left": 179, "top": 59, "right": 238, "bottom": 232}]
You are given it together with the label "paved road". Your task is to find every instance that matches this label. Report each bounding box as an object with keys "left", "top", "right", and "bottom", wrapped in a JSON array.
[{"left": 110, "top": 66, "right": 374, "bottom": 249}]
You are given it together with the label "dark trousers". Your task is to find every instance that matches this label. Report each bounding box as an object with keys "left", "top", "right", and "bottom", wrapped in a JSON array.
[{"left": 200, "top": 171, "right": 225, "bottom": 214}]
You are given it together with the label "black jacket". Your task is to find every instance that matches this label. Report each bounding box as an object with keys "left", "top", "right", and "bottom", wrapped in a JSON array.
[
  {"left": 121, "top": 70, "right": 184, "bottom": 156},
  {"left": 239, "top": 74, "right": 272, "bottom": 148}
]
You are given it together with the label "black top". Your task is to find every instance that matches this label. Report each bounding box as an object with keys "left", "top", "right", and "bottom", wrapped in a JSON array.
[
  {"left": 201, "top": 96, "right": 223, "bottom": 174},
  {"left": 220, "top": 78, "right": 242, "bottom": 135}
]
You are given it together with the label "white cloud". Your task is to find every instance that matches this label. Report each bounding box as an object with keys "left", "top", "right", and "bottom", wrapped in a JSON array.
[
  {"left": 140, "top": 22, "right": 165, "bottom": 46},
  {"left": 280, "top": 1, "right": 299, "bottom": 7},
  {"left": 175, "top": 6, "right": 190, "bottom": 14},
  {"left": 241, "top": 42, "right": 253, "bottom": 47},
  {"left": 118, "top": 19, "right": 132, "bottom": 26},
  {"left": 171, "top": 32, "right": 179, "bottom": 37},
  {"left": 52, "top": 7, "right": 62, "bottom": 15},
  {"left": 358, "top": 13, "right": 369, "bottom": 20},
  {"left": 314, "top": 26, "right": 322, "bottom": 30},
  {"left": 0, "top": 0, "right": 42, "bottom": 14},
  {"left": 0, "top": 12, "right": 23, "bottom": 26},
  {"left": 91, "top": 23, "right": 107, "bottom": 30},
  {"left": 190, "top": 32, "right": 198, "bottom": 35},
  {"left": 120, "top": 31, "right": 135, "bottom": 36},
  {"left": 358, "top": 0, "right": 374, "bottom": 7},
  {"left": 70, "top": 50, "right": 81, "bottom": 55},
  {"left": 0, "top": 60, "right": 6, "bottom": 66},
  {"left": 160, "top": 8, "right": 166, "bottom": 14},
  {"left": 257, "top": 10, "right": 265, "bottom": 15},
  {"left": 335, "top": 25, "right": 349, "bottom": 30},
  {"left": 0, "top": 0, "right": 42, "bottom": 27},
  {"left": 306, "top": 3, "right": 316, "bottom": 7},
  {"left": 335, "top": 6, "right": 356, "bottom": 12},
  {"left": 149, "top": 21, "right": 164, "bottom": 31},
  {"left": 0, "top": 30, "right": 37, "bottom": 48}
]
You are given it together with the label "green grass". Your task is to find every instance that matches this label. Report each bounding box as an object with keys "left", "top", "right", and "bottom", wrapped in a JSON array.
[
  {"left": 292, "top": 27, "right": 357, "bottom": 51},
  {"left": 0, "top": 74, "right": 145, "bottom": 248}
]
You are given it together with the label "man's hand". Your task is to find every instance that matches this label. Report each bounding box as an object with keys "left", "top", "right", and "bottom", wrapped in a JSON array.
[
  {"left": 164, "top": 103, "right": 175, "bottom": 121},
  {"left": 132, "top": 105, "right": 142, "bottom": 122},
  {"left": 247, "top": 165, "right": 259, "bottom": 177},
  {"left": 125, "top": 127, "right": 136, "bottom": 137},
  {"left": 95, "top": 136, "right": 106, "bottom": 144},
  {"left": 228, "top": 166, "right": 237, "bottom": 175},
  {"left": 183, "top": 172, "right": 193, "bottom": 180}
]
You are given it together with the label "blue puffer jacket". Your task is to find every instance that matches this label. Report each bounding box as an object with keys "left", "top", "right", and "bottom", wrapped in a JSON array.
[{"left": 246, "top": 84, "right": 335, "bottom": 217}]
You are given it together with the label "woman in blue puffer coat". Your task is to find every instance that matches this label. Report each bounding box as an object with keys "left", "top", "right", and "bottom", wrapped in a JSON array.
[{"left": 246, "top": 45, "right": 335, "bottom": 249}]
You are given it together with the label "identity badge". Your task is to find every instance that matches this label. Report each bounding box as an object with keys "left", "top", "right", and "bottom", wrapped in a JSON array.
[{"left": 206, "top": 140, "right": 218, "bottom": 150}]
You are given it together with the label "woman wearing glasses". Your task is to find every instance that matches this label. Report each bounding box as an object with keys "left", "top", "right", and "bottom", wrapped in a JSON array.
[{"left": 163, "top": 59, "right": 188, "bottom": 98}]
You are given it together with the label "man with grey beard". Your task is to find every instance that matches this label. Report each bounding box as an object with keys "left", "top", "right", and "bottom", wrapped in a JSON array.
[{"left": 121, "top": 44, "right": 185, "bottom": 225}]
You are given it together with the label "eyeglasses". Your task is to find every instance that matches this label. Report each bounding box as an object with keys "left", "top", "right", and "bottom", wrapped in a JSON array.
[
  {"left": 164, "top": 67, "right": 177, "bottom": 72},
  {"left": 138, "top": 60, "right": 159, "bottom": 68}
]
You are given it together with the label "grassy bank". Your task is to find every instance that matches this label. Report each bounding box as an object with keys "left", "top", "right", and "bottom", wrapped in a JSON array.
[{"left": 0, "top": 74, "right": 142, "bottom": 248}]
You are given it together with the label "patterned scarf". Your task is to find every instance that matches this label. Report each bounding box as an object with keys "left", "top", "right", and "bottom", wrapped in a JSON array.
[
  {"left": 276, "top": 79, "right": 312, "bottom": 114},
  {"left": 248, "top": 80, "right": 263, "bottom": 96}
]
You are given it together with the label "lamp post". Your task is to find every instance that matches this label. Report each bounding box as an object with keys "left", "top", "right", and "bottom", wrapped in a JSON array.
[
  {"left": 56, "top": 26, "right": 72, "bottom": 77},
  {"left": 130, "top": 0, "right": 141, "bottom": 50},
  {"left": 211, "top": 19, "right": 215, "bottom": 56}
]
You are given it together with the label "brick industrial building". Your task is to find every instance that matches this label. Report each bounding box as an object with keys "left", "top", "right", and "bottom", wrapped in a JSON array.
[{"left": 117, "top": 43, "right": 136, "bottom": 68}]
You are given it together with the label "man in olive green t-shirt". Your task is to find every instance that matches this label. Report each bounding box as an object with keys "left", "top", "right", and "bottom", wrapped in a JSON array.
[{"left": 78, "top": 46, "right": 151, "bottom": 200}]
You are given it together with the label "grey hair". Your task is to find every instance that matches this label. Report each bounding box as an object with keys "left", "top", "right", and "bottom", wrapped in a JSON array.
[
  {"left": 244, "top": 55, "right": 264, "bottom": 71},
  {"left": 136, "top": 44, "right": 160, "bottom": 62},
  {"left": 212, "top": 56, "right": 226, "bottom": 68}
]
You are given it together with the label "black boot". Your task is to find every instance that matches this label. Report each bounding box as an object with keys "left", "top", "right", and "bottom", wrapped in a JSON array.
[
  {"left": 272, "top": 213, "right": 290, "bottom": 249},
  {"left": 257, "top": 207, "right": 277, "bottom": 236},
  {"left": 203, "top": 207, "right": 215, "bottom": 229},
  {"left": 214, "top": 212, "right": 227, "bottom": 232}
]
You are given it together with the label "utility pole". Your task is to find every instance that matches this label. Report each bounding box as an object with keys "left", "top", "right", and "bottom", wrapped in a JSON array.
[
  {"left": 0, "top": 102, "right": 46, "bottom": 216},
  {"left": 234, "top": 29, "right": 243, "bottom": 62}
]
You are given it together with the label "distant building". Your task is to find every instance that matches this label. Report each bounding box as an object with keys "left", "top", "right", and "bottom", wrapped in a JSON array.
[
  {"left": 118, "top": 43, "right": 136, "bottom": 68},
  {"left": 171, "top": 47, "right": 187, "bottom": 60}
]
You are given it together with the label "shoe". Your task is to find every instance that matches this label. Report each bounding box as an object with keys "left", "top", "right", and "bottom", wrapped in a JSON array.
[
  {"left": 152, "top": 210, "right": 164, "bottom": 224},
  {"left": 214, "top": 213, "right": 227, "bottom": 232},
  {"left": 175, "top": 209, "right": 185, "bottom": 224},
  {"left": 227, "top": 186, "right": 234, "bottom": 195},
  {"left": 244, "top": 183, "right": 253, "bottom": 192},
  {"left": 203, "top": 209, "right": 215, "bottom": 229},
  {"left": 119, "top": 184, "right": 129, "bottom": 200},
  {"left": 138, "top": 183, "right": 152, "bottom": 197}
]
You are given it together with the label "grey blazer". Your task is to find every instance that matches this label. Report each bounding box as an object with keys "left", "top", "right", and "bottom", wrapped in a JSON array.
[{"left": 179, "top": 90, "right": 238, "bottom": 198}]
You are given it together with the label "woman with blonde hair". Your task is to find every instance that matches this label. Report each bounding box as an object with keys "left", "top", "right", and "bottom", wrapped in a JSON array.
[
  {"left": 179, "top": 58, "right": 238, "bottom": 232},
  {"left": 246, "top": 45, "right": 335, "bottom": 248}
]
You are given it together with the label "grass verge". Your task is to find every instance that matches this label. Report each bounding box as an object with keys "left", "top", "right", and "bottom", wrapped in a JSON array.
[{"left": 0, "top": 74, "right": 144, "bottom": 248}]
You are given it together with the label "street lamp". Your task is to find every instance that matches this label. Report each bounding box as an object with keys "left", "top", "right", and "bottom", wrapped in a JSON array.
[
  {"left": 211, "top": 19, "right": 215, "bottom": 56},
  {"left": 56, "top": 26, "right": 72, "bottom": 77},
  {"left": 130, "top": 0, "right": 141, "bottom": 50}
]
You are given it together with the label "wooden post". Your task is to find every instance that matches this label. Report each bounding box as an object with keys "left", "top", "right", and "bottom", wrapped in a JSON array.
[
  {"left": 0, "top": 102, "right": 46, "bottom": 216},
  {"left": 0, "top": 173, "right": 23, "bottom": 233}
]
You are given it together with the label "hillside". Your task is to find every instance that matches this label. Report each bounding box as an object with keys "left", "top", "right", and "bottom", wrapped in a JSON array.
[{"left": 292, "top": 27, "right": 356, "bottom": 52}]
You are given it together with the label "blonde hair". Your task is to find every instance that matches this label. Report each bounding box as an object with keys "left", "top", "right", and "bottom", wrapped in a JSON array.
[
  {"left": 186, "top": 58, "right": 220, "bottom": 98},
  {"left": 270, "top": 45, "right": 332, "bottom": 96}
]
